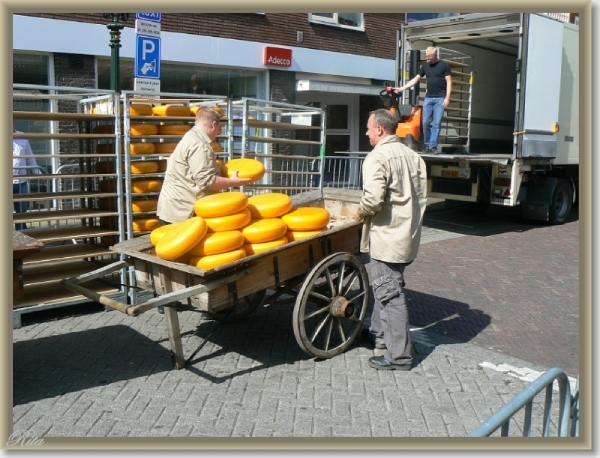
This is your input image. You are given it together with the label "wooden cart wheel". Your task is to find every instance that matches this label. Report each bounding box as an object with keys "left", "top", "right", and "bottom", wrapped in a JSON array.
[
  {"left": 207, "top": 289, "right": 267, "bottom": 323},
  {"left": 293, "top": 252, "right": 369, "bottom": 359}
]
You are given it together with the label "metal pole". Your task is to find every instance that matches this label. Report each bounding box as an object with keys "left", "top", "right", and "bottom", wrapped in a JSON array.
[{"left": 102, "top": 13, "right": 130, "bottom": 93}]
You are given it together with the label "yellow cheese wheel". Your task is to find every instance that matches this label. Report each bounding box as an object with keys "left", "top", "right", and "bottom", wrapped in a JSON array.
[
  {"left": 192, "top": 105, "right": 225, "bottom": 117},
  {"left": 132, "top": 218, "right": 161, "bottom": 232},
  {"left": 247, "top": 192, "right": 293, "bottom": 219},
  {"left": 222, "top": 158, "right": 265, "bottom": 182},
  {"left": 132, "top": 198, "right": 158, "bottom": 213},
  {"left": 194, "top": 191, "right": 248, "bottom": 218},
  {"left": 189, "top": 230, "right": 245, "bottom": 256},
  {"left": 130, "top": 142, "right": 156, "bottom": 155},
  {"left": 285, "top": 228, "right": 325, "bottom": 242},
  {"left": 150, "top": 222, "right": 181, "bottom": 246},
  {"left": 155, "top": 142, "right": 179, "bottom": 154},
  {"left": 156, "top": 160, "right": 167, "bottom": 173},
  {"left": 211, "top": 141, "right": 222, "bottom": 153},
  {"left": 244, "top": 236, "right": 288, "bottom": 256},
  {"left": 190, "top": 248, "right": 246, "bottom": 271},
  {"left": 285, "top": 229, "right": 326, "bottom": 242},
  {"left": 156, "top": 216, "right": 208, "bottom": 261},
  {"left": 130, "top": 123, "right": 158, "bottom": 136},
  {"left": 241, "top": 218, "right": 288, "bottom": 244},
  {"left": 131, "top": 179, "right": 163, "bottom": 193},
  {"left": 157, "top": 124, "right": 191, "bottom": 135},
  {"left": 281, "top": 207, "right": 330, "bottom": 231},
  {"left": 131, "top": 161, "right": 159, "bottom": 174},
  {"left": 204, "top": 208, "right": 251, "bottom": 232},
  {"left": 129, "top": 104, "right": 153, "bottom": 116},
  {"left": 152, "top": 105, "right": 191, "bottom": 117},
  {"left": 212, "top": 106, "right": 225, "bottom": 117}
]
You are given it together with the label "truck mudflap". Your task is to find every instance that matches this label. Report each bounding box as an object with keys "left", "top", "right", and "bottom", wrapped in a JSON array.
[{"left": 519, "top": 176, "right": 574, "bottom": 224}]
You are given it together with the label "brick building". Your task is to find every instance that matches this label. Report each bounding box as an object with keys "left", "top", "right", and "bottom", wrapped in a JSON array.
[{"left": 13, "top": 13, "right": 406, "bottom": 155}]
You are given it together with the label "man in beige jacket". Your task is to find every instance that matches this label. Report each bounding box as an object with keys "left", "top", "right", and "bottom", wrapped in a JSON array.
[
  {"left": 157, "top": 107, "right": 250, "bottom": 224},
  {"left": 352, "top": 109, "right": 427, "bottom": 371}
]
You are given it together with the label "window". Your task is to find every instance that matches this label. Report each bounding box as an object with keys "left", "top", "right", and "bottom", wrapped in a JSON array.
[
  {"left": 96, "top": 58, "right": 266, "bottom": 99},
  {"left": 406, "top": 13, "right": 460, "bottom": 23},
  {"left": 308, "top": 13, "right": 364, "bottom": 30}
]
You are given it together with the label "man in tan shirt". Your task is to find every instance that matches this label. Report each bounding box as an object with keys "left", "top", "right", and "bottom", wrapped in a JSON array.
[
  {"left": 352, "top": 109, "right": 427, "bottom": 371},
  {"left": 157, "top": 107, "right": 250, "bottom": 223}
]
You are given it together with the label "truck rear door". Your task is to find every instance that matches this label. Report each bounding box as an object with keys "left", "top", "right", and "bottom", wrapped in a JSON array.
[{"left": 515, "top": 13, "right": 564, "bottom": 159}]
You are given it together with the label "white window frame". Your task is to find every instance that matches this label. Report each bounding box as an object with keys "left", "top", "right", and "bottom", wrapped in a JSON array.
[{"left": 308, "top": 13, "right": 365, "bottom": 31}]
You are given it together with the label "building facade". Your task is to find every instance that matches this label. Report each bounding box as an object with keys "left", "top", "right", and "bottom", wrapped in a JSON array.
[{"left": 14, "top": 13, "right": 406, "bottom": 161}]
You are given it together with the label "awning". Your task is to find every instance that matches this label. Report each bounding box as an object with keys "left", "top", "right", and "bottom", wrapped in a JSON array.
[{"left": 296, "top": 80, "right": 384, "bottom": 96}]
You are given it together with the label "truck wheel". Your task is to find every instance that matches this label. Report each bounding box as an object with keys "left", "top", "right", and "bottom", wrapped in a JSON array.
[{"left": 549, "top": 179, "right": 573, "bottom": 225}]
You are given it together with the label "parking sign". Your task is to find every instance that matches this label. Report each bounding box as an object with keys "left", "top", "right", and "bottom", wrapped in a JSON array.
[
  {"left": 136, "top": 13, "right": 161, "bottom": 22},
  {"left": 135, "top": 35, "right": 161, "bottom": 79}
]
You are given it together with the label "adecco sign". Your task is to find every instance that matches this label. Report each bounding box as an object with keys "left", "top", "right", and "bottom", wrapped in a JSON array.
[{"left": 263, "top": 46, "right": 292, "bottom": 68}]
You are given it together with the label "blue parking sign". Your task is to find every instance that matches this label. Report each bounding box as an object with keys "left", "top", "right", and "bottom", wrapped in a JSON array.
[
  {"left": 136, "top": 13, "right": 161, "bottom": 22},
  {"left": 135, "top": 35, "right": 161, "bottom": 79}
]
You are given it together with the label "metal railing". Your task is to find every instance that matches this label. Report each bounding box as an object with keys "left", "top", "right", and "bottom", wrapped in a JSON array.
[{"left": 469, "top": 367, "right": 579, "bottom": 437}]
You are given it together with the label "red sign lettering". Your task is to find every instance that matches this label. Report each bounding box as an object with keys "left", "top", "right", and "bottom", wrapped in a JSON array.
[{"left": 263, "top": 46, "right": 292, "bottom": 68}]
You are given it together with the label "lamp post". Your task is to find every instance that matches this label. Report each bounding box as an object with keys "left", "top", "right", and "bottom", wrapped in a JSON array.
[{"left": 102, "top": 13, "right": 130, "bottom": 93}]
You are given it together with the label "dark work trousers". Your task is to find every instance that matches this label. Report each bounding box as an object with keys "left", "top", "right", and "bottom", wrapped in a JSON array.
[
  {"left": 13, "top": 181, "right": 29, "bottom": 230},
  {"left": 368, "top": 257, "right": 412, "bottom": 365}
]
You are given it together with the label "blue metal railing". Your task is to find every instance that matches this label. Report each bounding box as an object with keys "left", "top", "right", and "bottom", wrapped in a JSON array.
[{"left": 469, "top": 367, "right": 579, "bottom": 437}]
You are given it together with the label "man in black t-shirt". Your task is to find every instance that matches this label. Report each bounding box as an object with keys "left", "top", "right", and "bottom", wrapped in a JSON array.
[{"left": 394, "top": 46, "right": 452, "bottom": 154}]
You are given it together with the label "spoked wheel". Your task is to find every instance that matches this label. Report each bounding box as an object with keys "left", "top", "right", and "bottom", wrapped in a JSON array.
[
  {"left": 207, "top": 289, "right": 267, "bottom": 323},
  {"left": 293, "top": 253, "right": 369, "bottom": 359}
]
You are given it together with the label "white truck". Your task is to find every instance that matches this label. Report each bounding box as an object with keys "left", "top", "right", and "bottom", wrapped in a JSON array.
[{"left": 394, "top": 13, "right": 579, "bottom": 224}]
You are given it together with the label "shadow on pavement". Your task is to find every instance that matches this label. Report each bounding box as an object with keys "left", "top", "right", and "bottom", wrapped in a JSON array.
[
  {"left": 405, "top": 288, "right": 491, "bottom": 342},
  {"left": 424, "top": 199, "right": 579, "bottom": 237},
  {"left": 13, "top": 324, "right": 174, "bottom": 406}
]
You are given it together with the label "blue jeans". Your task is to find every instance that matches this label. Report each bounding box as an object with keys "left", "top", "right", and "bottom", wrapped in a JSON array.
[
  {"left": 13, "top": 182, "right": 29, "bottom": 230},
  {"left": 422, "top": 97, "right": 445, "bottom": 150}
]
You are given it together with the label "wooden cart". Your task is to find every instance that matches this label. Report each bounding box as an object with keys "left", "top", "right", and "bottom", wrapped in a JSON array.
[{"left": 61, "top": 189, "right": 369, "bottom": 369}]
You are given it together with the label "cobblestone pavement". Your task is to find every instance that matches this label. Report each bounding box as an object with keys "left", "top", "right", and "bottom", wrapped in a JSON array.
[
  {"left": 413, "top": 202, "right": 580, "bottom": 377},
  {"left": 11, "top": 202, "right": 580, "bottom": 442}
]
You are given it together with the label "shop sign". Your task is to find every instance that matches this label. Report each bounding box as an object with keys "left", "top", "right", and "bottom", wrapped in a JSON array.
[{"left": 263, "top": 46, "right": 292, "bottom": 68}]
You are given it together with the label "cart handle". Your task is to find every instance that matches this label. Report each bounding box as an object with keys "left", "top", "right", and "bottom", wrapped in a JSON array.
[{"left": 60, "top": 260, "right": 249, "bottom": 317}]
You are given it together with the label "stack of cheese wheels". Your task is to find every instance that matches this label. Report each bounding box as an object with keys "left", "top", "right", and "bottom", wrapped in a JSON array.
[
  {"left": 156, "top": 160, "right": 167, "bottom": 173},
  {"left": 189, "top": 191, "right": 249, "bottom": 269},
  {"left": 130, "top": 142, "right": 156, "bottom": 156},
  {"left": 131, "top": 160, "right": 159, "bottom": 175},
  {"left": 211, "top": 141, "right": 222, "bottom": 153},
  {"left": 129, "top": 104, "right": 153, "bottom": 116},
  {"left": 191, "top": 105, "right": 225, "bottom": 118},
  {"left": 241, "top": 192, "right": 292, "bottom": 255},
  {"left": 155, "top": 217, "right": 208, "bottom": 261},
  {"left": 132, "top": 217, "right": 161, "bottom": 232},
  {"left": 241, "top": 218, "right": 288, "bottom": 256},
  {"left": 247, "top": 192, "right": 293, "bottom": 219},
  {"left": 282, "top": 207, "right": 330, "bottom": 241},
  {"left": 152, "top": 104, "right": 191, "bottom": 117},
  {"left": 155, "top": 142, "right": 179, "bottom": 155},
  {"left": 130, "top": 123, "right": 158, "bottom": 136},
  {"left": 131, "top": 198, "right": 158, "bottom": 213},
  {"left": 221, "top": 158, "right": 265, "bottom": 183},
  {"left": 157, "top": 123, "right": 191, "bottom": 135},
  {"left": 131, "top": 178, "right": 163, "bottom": 194}
]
